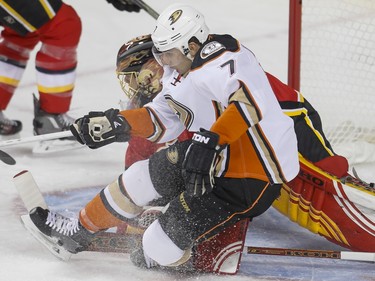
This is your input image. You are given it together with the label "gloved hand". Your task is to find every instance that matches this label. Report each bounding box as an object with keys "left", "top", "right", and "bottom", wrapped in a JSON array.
[
  {"left": 106, "top": 0, "right": 141, "bottom": 12},
  {"left": 182, "top": 129, "right": 223, "bottom": 197},
  {"left": 70, "top": 108, "right": 131, "bottom": 149}
]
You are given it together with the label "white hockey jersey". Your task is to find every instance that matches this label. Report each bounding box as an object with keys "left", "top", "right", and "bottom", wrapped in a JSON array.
[{"left": 126, "top": 34, "right": 299, "bottom": 184}]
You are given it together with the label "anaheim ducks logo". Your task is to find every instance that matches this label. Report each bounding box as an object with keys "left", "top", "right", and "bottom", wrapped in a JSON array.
[
  {"left": 168, "top": 10, "right": 182, "bottom": 25},
  {"left": 166, "top": 146, "right": 179, "bottom": 164}
]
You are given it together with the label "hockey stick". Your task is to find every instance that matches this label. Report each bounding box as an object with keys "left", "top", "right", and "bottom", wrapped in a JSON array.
[
  {"left": 0, "top": 131, "right": 73, "bottom": 165},
  {"left": 245, "top": 246, "right": 375, "bottom": 262},
  {"left": 0, "top": 149, "right": 16, "bottom": 165},
  {"left": 86, "top": 233, "right": 375, "bottom": 262},
  {"left": 0, "top": 130, "right": 72, "bottom": 148},
  {"left": 128, "top": 0, "right": 159, "bottom": 19},
  {"left": 14, "top": 171, "right": 375, "bottom": 263}
]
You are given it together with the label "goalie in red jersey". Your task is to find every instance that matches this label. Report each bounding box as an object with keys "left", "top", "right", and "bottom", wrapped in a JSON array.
[{"left": 114, "top": 35, "right": 192, "bottom": 169}]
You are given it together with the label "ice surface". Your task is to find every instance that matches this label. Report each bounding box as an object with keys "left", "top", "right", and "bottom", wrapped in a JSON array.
[{"left": 0, "top": 1, "right": 374, "bottom": 280}]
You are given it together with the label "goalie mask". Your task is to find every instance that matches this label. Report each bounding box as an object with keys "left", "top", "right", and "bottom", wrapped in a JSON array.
[
  {"left": 116, "top": 35, "right": 163, "bottom": 108},
  {"left": 151, "top": 4, "right": 209, "bottom": 57}
]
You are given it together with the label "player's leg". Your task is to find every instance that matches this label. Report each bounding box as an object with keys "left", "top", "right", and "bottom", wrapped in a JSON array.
[
  {"left": 138, "top": 178, "right": 281, "bottom": 269},
  {"left": 29, "top": 141, "right": 189, "bottom": 252},
  {"left": 79, "top": 159, "right": 163, "bottom": 232},
  {"left": 82, "top": 140, "right": 190, "bottom": 232},
  {"left": 293, "top": 99, "right": 348, "bottom": 177},
  {"left": 29, "top": 158, "right": 162, "bottom": 253},
  {"left": 33, "top": 3, "right": 82, "bottom": 134},
  {"left": 0, "top": 27, "right": 39, "bottom": 135}
]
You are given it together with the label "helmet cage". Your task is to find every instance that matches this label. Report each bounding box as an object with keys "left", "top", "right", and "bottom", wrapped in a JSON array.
[{"left": 117, "top": 71, "right": 139, "bottom": 100}]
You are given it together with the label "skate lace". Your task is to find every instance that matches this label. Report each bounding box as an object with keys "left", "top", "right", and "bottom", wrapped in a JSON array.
[
  {"left": 46, "top": 211, "right": 80, "bottom": 236},
  {"left": 56, "top": 113, "right": 74, "bottom": 128}
]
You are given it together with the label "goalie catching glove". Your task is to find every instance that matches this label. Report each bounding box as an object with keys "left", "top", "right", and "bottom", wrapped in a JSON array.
[
  {"left": 182, "top": 129, "right": 224, "bottom": 197},
  {"left": 70, "top": 108, "right": 131, "bottom": 149}
]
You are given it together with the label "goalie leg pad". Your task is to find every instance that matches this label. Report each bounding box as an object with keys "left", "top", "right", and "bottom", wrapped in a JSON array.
[
  {"left": 273, "top": 156, "right": 375, "bottom": 252},
  {"left": 193, "top": 219, "right": 249, "bottom": 275}
]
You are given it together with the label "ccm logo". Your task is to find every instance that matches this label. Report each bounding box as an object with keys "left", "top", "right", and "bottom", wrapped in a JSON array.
[
  {"left": 193, "top": 134, "right": 210, "bottom": 144},
  {"left": 299, "top": 170, "right": 325, "bottom": 187}
]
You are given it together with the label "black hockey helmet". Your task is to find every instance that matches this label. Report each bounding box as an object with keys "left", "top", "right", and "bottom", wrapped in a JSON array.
[
  {"left": 116, "top": 34, "right": 154, "bottom": 74},
  {"left": 116, "top": 34, "right": 164, "bottom": 108}
]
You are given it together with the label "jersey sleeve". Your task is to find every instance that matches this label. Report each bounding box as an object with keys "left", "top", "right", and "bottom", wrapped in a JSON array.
[
  {"left": 120, "top": 107, "right": 154, "bottom": 138},
  {"left": 120, "top": 94, "right": 186, "bottom": 143}
]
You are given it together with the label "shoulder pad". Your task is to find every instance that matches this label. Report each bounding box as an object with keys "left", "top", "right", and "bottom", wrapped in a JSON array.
[{"left": 191, "top": 34, "right": 240, "bottom": 70}]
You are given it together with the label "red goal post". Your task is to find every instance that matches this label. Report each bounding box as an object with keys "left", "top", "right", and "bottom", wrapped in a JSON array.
[{"left": 287, "top": 0, "right": 375, "bottom": 165}]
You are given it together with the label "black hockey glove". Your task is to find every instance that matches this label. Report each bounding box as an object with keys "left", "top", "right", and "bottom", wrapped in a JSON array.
[
  {"left": 182, "top": 129, "right": 223, "bottom": 197},
  {"left": 106, "top": 0, "right": 140, "bottom": 12},
  {"left": 70, "top": 108, "right": 131, "bottom": 149}
]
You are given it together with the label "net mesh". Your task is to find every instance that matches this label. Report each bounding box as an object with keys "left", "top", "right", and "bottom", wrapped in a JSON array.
[{"left": 300, "top": 0, "right": 375, "bottom": 163}]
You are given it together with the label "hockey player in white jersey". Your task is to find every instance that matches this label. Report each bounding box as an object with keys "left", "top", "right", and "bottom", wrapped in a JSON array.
[{"left": 28, "top": 4, "right": 300, "bottom": 270}]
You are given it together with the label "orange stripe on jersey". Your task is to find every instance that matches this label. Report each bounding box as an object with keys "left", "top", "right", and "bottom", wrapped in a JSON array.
[
  {"left": 223, "top": 133, "right": 270, "bottom": 181},
  {"left": 120, "top": 107, "right": 154, "bottom": 138},
  {"left": 210, "top": 103, "right": 270, "bottom": 180},
  {"left": 211, "top": 89, "right": 286, "bottom": 182},
  {"left": 121, "top": 107, "right": 166, "bottom": 142},
  {"left": 210, "top": 102, "right": 249, "bottom": 145}
]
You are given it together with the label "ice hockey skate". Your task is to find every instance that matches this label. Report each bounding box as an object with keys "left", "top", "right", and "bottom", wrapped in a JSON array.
[
  {"left": 32, "top": 94, "right": 83, "bottom": 153},
  {"left": 130, "top": 247, "right": 159, "bottom": 269},
  {"left": 0, "top": 111, "right": 22, "bottom": 135},
  {"left": 27, "top": 206, "right": 94, "bottom": 257}
]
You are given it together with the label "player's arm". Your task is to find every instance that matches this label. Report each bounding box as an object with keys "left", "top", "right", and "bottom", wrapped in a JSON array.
[
  {"left": 120, "top": 107, "right": 155, "bottom": 139},
  {"left": 69, "top": 107, "right": 154, "bottom": 149},
  {"left": 210, "top": 102, "right": 252, "bottom": 146},
  {"left": 70, "top": 96, "right": 184, "bottom": 148}
]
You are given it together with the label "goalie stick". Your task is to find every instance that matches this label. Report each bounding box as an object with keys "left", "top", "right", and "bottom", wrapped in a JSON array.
[
  {"left": 13, "top": 170, "right": 72, "bottom": 260},
  {"left": 85, "top": 231, "right": 375, "bottom": 262},
  {"left": 13, "top": 170, "right": 375, "bottom": 263}
]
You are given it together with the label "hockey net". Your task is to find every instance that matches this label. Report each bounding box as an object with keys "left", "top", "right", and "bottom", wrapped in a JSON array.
[{"left": 288, "top": 0, "right": 375, "bottom": 166}]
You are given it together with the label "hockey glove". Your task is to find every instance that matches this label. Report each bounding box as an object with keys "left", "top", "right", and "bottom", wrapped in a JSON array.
[
  {"left": 182, "top": 129, "right": 222, "bottom": 197},
  {"left": 106, "top": 0, "right": 141, "bottom": 12},
  {"left": 70, "top": 108, "right": 131, "bottom": 149}
]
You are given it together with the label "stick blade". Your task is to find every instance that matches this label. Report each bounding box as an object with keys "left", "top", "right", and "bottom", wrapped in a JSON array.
[
  {"left": 0, "top": 149, "right": 16, "bottom": 165},
  {"left": 13, "top": 170, "right": 48, "bottom": 212}
]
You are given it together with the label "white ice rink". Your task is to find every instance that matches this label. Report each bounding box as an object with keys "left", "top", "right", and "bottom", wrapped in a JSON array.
[{"left": 0, "top": 1, "right": 374, "bottom": 280}]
